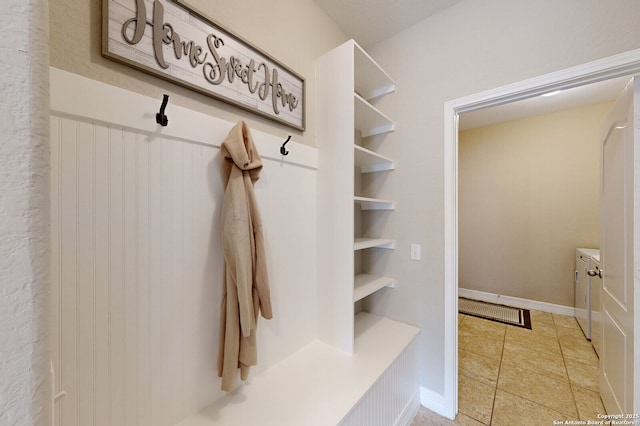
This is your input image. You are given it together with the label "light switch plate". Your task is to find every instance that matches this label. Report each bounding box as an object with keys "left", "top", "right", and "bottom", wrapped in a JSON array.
[{"left": 410, "top": 243, "right": 421, "bottom": 261}]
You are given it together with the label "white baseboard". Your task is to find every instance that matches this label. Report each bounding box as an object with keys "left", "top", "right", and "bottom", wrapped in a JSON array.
[
  {"left": 420, "top": 386, "right": 454, "bottom": 420},
  {"left": 458, "top": 288, "right": 575, "bottom": 317},
  {"left": 395, "top": 387, "right": 422, "bottom": 426}
]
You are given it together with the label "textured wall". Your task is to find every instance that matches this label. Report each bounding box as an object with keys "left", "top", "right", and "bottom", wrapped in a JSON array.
[
  {"left": 459, "top": 103, "right": 609, "bottom": 307},
  {"left": 0, "top": 1, "right": 51, "bottom": 425}
]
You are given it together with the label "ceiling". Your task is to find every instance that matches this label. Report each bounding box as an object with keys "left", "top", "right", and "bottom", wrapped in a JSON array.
[
  {"left": 459, "top": 76, "right": 631, "bottom": 131},
  {"left": 313, "top": 1, "right": 632, "bottom": 129},
  {"left": 313, "top": 0, "right": 460, "bottom": 48}
]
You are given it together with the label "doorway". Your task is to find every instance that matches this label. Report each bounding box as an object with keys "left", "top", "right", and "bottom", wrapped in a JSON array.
[
  {"left": 442, "top": 49, "right": 640, "bottom": 419},
  {"left": 457, "top": 88, "right": 614, "bottom": 308},
  {"left": 455, "top": 94, "right": 613, "bottom": 423}
]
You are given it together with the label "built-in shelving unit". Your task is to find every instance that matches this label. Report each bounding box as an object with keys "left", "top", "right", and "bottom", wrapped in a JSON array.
[
  {"left": 354, "top": 196, "right": 394, "bottom": 210},
  {"left": 353, "top": 45, "right": 396, "bottom": 100},
  {"left": 354, "top": 238, "right": 395, "bottom": 251},
  {"left": 354, "top": 145, "right": 394, "bottom": 173},
  {"left": 317, "top": 39, "right": 399, "bottom": 354},
  {"left": 354, "top": 274, "right": 396, "bottom": 302},
  {"left": 354, "top": 94, "right": 395, "bottom": 137},
  {"left": 177, "top": 312, "right": 419, "bottom": 426}
]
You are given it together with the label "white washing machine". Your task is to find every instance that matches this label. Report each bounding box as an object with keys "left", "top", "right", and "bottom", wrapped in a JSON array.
[
  {"left": 590, "top": 253, "right": 602, "bottom": 357},
  {"left": 575, "top": 248, "right": 599, "bottom": 340}
]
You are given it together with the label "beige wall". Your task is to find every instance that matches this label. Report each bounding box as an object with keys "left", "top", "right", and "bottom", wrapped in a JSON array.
[
  {"left": 458, "top": 103, "right": 610, "bottom": 307},
  {"left": 49, "top": 0, "right": 347, "bottom": 147},
  {"left": 367, "top": 0, "right": 640, "bottom": 394},
  {"left": 49, "top": 0, "right": 640, "bottom": 400}
]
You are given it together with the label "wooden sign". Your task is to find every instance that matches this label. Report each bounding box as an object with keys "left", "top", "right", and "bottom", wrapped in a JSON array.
[{"left": 103, "top": 0, "right": 305, "bottom": 131}]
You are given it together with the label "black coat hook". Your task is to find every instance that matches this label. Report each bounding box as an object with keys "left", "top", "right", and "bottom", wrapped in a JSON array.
[
  {"left": 156, "top": 94, "right": 169, "bottom": 126},
  {"left": 280, "top": 135, "right": 291, "bottom": 156}
]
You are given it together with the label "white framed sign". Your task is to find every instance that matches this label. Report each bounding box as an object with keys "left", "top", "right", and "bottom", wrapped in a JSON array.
[{"left": 103, "top": 0, "right": 305, "bottom": 131}]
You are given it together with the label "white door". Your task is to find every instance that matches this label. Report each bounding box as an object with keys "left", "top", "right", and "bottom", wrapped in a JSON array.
[{"left": 599, "top": 77, "right": 639, "bottom": 415}]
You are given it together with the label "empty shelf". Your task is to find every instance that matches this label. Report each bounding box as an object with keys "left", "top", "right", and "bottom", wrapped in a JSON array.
[
  {"left": 354, "top": 312, "right": 420, "bottom": 355},
  {"left": 353, "top": 43, "right": 396, "bottom": 101},
  {"left": 354, "top": 145, "right": 394, "bottom": 173},
  {"left": 354, "top": 94, "right": 395, "bottom": 138},
  {"left": 354, "top": 274, "right": 395, "bottom": 302},
  {"left": 354, "top": 196, "right": 394, "bottom": 210},
  {"left": 354, "top": 238, "right": 395, "bottom": 250}
]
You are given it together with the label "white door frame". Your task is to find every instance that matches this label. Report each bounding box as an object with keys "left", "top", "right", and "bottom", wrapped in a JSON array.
[{"left": 443, "top": 48, "right": 640, "bottom": 419}]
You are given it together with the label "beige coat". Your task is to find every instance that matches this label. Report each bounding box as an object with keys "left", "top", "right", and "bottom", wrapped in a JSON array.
[{"left": 217, "top": 121, "right": 273, "bottom": 392}]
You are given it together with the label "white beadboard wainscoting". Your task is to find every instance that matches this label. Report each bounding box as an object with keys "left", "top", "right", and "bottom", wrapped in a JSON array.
[
  {"left": 50, "top": 68, "right": 318, "bottom": 426},
  {"left": 50, "top": 68, "right": 420, "bottom": 426},
  {"left": 339, "top": 322, "right": 420, "bottom": 426}
]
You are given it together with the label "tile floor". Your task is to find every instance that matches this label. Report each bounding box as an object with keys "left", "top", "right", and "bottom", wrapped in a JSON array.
[{"left": 411, "top": 310, "right": 605, "bottom": 425}]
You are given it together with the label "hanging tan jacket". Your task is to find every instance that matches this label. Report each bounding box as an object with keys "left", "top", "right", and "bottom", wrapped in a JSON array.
[{"left": 217, "top": 120, "right": 273, "bottom": 392}]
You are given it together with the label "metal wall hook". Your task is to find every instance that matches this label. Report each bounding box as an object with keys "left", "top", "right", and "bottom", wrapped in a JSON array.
[
  {"left": 280, "top": 135, "right": 291, "bottom": 156},
  {"left": 156, "top": 94, "right": 169, "bottom": 126}
]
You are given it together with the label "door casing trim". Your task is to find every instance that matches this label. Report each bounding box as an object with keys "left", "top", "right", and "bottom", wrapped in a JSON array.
[{"left": 442, "top": 48, "right": 640, "bottom": 419}]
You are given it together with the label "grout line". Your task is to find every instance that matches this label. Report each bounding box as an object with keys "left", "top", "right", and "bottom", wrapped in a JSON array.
[
  {"left": 554, "top": 315, "right": 582, "bottom": 420},
  {"left": 458, "top": 315, "right": 604, "bottom": 424},
  {"left": 487, "top": 316, "right": 508, "bottom": 425},
  {"left": 460, "top": 311, "right": 602, "bottom": 423},
  {"left": 497, "top": 388, "right": 570, "bottom": 419}
]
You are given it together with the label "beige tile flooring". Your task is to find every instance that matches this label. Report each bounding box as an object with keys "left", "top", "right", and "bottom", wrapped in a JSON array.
[{"left": 411, "top": 310, "right": 606, "bottom": 425}]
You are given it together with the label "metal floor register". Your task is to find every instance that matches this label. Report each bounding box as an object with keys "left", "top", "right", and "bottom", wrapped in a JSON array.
[{"left": 459, "top": 297, "right": 532, "bottom": 329}]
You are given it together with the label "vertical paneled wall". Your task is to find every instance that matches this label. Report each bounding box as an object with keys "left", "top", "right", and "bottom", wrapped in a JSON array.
[
  {"left": 339, "top": 337, "right": 420, "bottom": 426},
  {"left": 50, "top": 69, "right": 318, "bottom": 426}
]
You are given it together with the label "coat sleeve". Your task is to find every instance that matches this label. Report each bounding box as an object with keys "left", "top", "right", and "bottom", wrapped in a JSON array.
[
  {"left": 221, "top": 167, "right": 256, "bottom": 338},
  {"left": 247, "top": 184, "right": 272, "bottom": 320}
]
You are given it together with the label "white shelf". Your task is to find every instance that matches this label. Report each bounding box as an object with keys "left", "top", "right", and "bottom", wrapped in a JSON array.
[
  {"left": 177, "top": 314, "right": 419, "bottom": 426},
  {"left": 354, "top": 196, "right": 394, "bottom": 210},
  {"left": 354, "top": 93, "right": 395, "bottom": 138},
  {"left": 354, "top": 274, "right": 396, "bottom": 302},
  {"left": 354, "top": 312, "right": 420, "bottom": 353},
  {"left": 354, "top": 145, "right": 394, "bottom": 173},
  {"left": 354, "top": 238, "right": 395, "bottom": 251},
  {"left": 316, "top": 39, "right": 397, "bottom": 354},
  {"left": 353, "top": 43, "right": 396, "bottom": 101}
]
